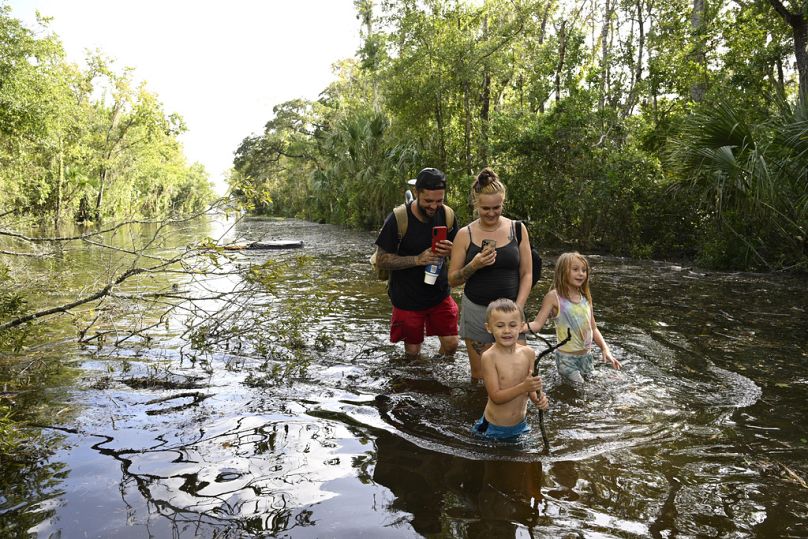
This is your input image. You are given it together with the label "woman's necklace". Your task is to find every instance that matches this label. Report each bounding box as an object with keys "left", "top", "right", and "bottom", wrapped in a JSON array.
[{"left": 477, "top": 219, "right": 500, "bottom": 232}]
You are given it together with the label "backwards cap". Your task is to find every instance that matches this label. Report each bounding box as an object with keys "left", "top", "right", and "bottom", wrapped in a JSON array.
[{"left": 415, "top": 168, "right": 446, "bottom": 190}]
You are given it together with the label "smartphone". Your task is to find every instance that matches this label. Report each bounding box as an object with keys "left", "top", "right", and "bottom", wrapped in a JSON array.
[
  {"left": 432, "top": 226, "right": 448, "bottom": 252},
  {"left": 481, "top": 239, "right": 497, "bottom": 253}
]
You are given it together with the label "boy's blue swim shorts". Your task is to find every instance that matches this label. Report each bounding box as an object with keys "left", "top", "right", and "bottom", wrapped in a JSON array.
[{"left": 472, "top": 416, "right": 530, "bottom": 440}]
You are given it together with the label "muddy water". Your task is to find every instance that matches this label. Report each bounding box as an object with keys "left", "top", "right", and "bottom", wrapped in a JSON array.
[{"left": 2, "top": 216, "right": 807, "bottom": 538}]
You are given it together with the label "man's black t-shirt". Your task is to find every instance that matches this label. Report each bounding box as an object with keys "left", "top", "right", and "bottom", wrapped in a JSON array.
[{"left": 375, "top": 203, "right": 458, "bottom": 311}]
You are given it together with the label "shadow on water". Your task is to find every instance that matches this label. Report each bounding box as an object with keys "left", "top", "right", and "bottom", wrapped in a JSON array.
[{"left": 2, "top": 216, "right": 808, "bottom": 537}]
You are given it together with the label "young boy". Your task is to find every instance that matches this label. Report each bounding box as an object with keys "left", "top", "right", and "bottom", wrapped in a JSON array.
[{"left": 473, "top": 298, "right": 549, "bottom": 440}]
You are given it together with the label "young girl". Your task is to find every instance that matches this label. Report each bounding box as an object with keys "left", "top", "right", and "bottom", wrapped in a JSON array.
[{"left": 525, "top": 252, "right": 621, "bottom": 383}]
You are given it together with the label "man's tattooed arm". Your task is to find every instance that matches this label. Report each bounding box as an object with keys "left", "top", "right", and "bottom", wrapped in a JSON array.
[{"left": 377, "top": 248, "right": 420, "bottom": 271}]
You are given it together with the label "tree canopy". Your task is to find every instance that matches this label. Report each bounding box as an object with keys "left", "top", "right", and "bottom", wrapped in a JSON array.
[
  {"left": 230, "top": 0, "right": 807, "bottom": 271},
  {"left": 0, "top": 5, "right": 214, "bottom": 224}
]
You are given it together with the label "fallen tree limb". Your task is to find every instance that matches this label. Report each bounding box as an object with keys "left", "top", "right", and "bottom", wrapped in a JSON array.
[
  {"left": 0, "top": 249, "right": 56, "bottom": 257},
  {"left": 0, "top": 266, "right": 150, "bottom": 332}
]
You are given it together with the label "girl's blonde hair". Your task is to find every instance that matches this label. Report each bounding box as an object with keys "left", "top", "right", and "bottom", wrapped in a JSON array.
[
  {"left": 553, "top": 252, "right": 592, "bottom": 305},
  {"left": 470, "top": 167, "right": 506, "bottom": 209}
]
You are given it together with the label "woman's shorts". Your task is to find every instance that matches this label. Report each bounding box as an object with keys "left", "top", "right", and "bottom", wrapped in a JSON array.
[
  {"left": 459, "top": 294, "right": 526, "bottom": 344},
  {"left": 472, "top": 416, "right": 530, "bottom": 440},
  {"left": 555, "top": 351, "right": 595, "bottom": 383},
  {"left": 459, "top": 294, "right": 494, "bottom": 343}
]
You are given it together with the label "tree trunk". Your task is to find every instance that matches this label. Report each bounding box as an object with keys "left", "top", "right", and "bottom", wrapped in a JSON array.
[
  {"left": 555, "top": 20, "right": 568, "bottom": 103},
  {"left": 479, "top": 70, "right": 490, "bottom": 167},
  {"left": 776, "top": 56, "right": 786, "bottom": 98},
  {"left": 435, "top": 91, "right": 447, "bottom": 169},
  {"left": 95, "top": 100, "right": 124, "bottom": 223},
  {"left": 636, "top": 0, "right": 645, "bottom": 87},
  {"left": 538, "top": 3, "right": 550, "bottom": 112},
  {"left": 600, "top": 0, "right": 612, "bottom": 112},
  {"left": 463, "top": 79, "right": 473, "bottom": 176},
  {"left": 95, "top": 167, "right": 107, "bottom": 222},
  {"left": 55, "top": 140, "right": 64, "bottom": 225},
  {"left": 767, "top": 0, "right": 808, "bottom": 99},
  {"left": 622, "top": 0, "right": 645, "bottom": 117},
  {"left": 690, "top": 0, "right": 706, "bottom": 102},
  {"left": 796, "top": 20, "right": 808, "bottom": 98}
]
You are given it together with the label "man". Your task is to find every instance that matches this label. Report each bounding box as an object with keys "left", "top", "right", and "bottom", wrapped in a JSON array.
[{"left": 375, "top": 167, "right": 459, "bottom": 358}]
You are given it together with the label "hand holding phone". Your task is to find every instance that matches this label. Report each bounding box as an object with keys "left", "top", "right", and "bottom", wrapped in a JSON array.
[
  {"left": 432, "top": 226, "right": 448, "bottom": 253},
  {"left": 481, "top": 239, "right": 496, "bottom": 253}
]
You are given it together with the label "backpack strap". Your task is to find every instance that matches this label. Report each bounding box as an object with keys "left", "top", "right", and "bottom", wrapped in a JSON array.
[
  {"left": 392, "top": 203, "right": 453, "bottom": 246},
  {"left": 393, "top": 204, "right": 408, "bottom": 243},
  {"left": 443, "top": 205, "right": 455, "bottom": 230}
]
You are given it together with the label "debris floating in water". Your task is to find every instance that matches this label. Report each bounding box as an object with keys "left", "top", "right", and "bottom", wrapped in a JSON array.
[{"left": 224, "top": 240, "right": 304, "bottom": 250}]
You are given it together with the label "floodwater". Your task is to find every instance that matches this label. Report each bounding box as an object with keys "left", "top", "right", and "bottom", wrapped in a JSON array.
[{"left": 2, "top": 215, "right": 807, "bottom": 538}]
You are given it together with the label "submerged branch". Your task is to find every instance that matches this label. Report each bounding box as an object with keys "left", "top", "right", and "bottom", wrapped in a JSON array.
[
  {"left": 0, "top": 249, "right": 56, "bottom": 257},
  {"left": 0, "top": 266, "right": 150, "bottom": 332}
]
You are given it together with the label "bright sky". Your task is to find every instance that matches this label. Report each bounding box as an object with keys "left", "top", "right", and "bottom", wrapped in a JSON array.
[{"left": 8, "top": 0, "right": 361, "bottom": 193}]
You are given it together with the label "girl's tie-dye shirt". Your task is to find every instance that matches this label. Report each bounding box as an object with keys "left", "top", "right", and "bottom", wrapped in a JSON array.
[{"left": 554, "top": 293, "right": 593, "bottom": 353}]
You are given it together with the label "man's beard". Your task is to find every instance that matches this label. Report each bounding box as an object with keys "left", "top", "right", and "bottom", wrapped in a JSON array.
[{"left": 417, "top": 200, "right": 436, "bottom": 219}]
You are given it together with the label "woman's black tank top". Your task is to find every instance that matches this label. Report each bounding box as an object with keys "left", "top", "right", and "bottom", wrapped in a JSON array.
[{"left": 463, "top": 227, "right": 520, "bottom": 305}]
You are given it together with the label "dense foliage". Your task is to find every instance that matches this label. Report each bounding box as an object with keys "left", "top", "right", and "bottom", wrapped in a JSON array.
[
  {"left": 0, "top": 5, "right": 214, "bottom": 223},
  {"left": 230, "top": 0, "right": 807, "bottom": 271}
]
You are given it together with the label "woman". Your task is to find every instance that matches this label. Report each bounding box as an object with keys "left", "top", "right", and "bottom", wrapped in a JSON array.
[{"left": 448, "top": 167, "right": 533, "bottom": 380}]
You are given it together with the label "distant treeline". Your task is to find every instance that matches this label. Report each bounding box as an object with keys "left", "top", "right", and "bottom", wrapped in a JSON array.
[
  {"left": 0, "top": 5, "right": 214, "bottom": 224},
  {"left": 230, "top": 0, "right": 807, "bottom": 272}
]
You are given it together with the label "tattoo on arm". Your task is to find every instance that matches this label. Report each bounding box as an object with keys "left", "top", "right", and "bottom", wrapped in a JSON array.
[
  {"left": 453, "top": 263, "right": 476, "bottom": 283},
  {"left": 377, "top": 251, "right": 418, "bottom": 270}
]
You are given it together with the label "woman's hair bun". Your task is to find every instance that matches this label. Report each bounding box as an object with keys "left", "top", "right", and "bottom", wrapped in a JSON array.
[{"left": 475, "top": 167, "right": 497, "bottom": 189}]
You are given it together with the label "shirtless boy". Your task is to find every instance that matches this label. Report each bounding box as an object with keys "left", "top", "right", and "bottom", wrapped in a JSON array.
[{"left": 473, "top": 298, "right": 549, "bottom": 440}]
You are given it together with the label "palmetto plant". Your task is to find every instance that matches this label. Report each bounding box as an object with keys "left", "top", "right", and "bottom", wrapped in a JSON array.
[
  {"left": 318, "top": 108, "right": 419, "bottom": 228},
  {"left": 669, "top": 97, "right": 808, "bottom": 270}
]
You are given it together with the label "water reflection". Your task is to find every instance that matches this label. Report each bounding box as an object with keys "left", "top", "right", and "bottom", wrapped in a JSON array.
[
  {"left": 371, "top": 432, "right": 545, "bottom": 536},
  {"left": 26, "top": 415, "right": 377, "bottom": 537}
]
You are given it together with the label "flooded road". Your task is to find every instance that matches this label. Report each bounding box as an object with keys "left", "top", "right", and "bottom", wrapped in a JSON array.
[{"left": 2, "top": 216, "right": 807, "bottom": 537}]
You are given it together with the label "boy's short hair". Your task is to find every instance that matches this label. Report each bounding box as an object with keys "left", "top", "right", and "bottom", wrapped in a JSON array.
[{"left": 485, "top": 298, "right": 524, "bottom": 323}]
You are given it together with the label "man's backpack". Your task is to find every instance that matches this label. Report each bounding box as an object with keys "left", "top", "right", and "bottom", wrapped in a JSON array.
[
  {"left": 514, "top": 220, "right": 542, "bottom": 287},
  {"left": 370, "top": 204, "right": 455, "bottom": 280}
]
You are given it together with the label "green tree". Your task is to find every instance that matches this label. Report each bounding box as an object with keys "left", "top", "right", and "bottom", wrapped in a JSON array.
[
  {"left": 0, "top": 7, "right": 213, "bottom": 224},
  {"left": 669, "top": 99, "right": 807, "bottom": 269},
  {"left": 229, "top": 0, "right": 807, "bottom": 271}
]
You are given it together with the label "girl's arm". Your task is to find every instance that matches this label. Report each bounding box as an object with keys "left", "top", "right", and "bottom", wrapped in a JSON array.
[
  {"left": 514, "top": 221, "right": 533, "bottom": 310},
  {"left": 591, "top": 309, "right": 621, "bottom": 369},
  {"left": 524, "top": 290, "right": 558, "bottom": 334},
  {"left": 481, "top": 350, "right": 542, "bottom": 405}
]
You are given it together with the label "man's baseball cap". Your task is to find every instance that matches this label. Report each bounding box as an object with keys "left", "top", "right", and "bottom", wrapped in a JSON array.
[{"left": 414, "top": 168, "right": 447, "bottom": 190}]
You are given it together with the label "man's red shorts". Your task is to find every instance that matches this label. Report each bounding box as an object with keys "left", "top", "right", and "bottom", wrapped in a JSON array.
[{"left": 390, "top": 295, "right": 459, "bottom": 345}]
